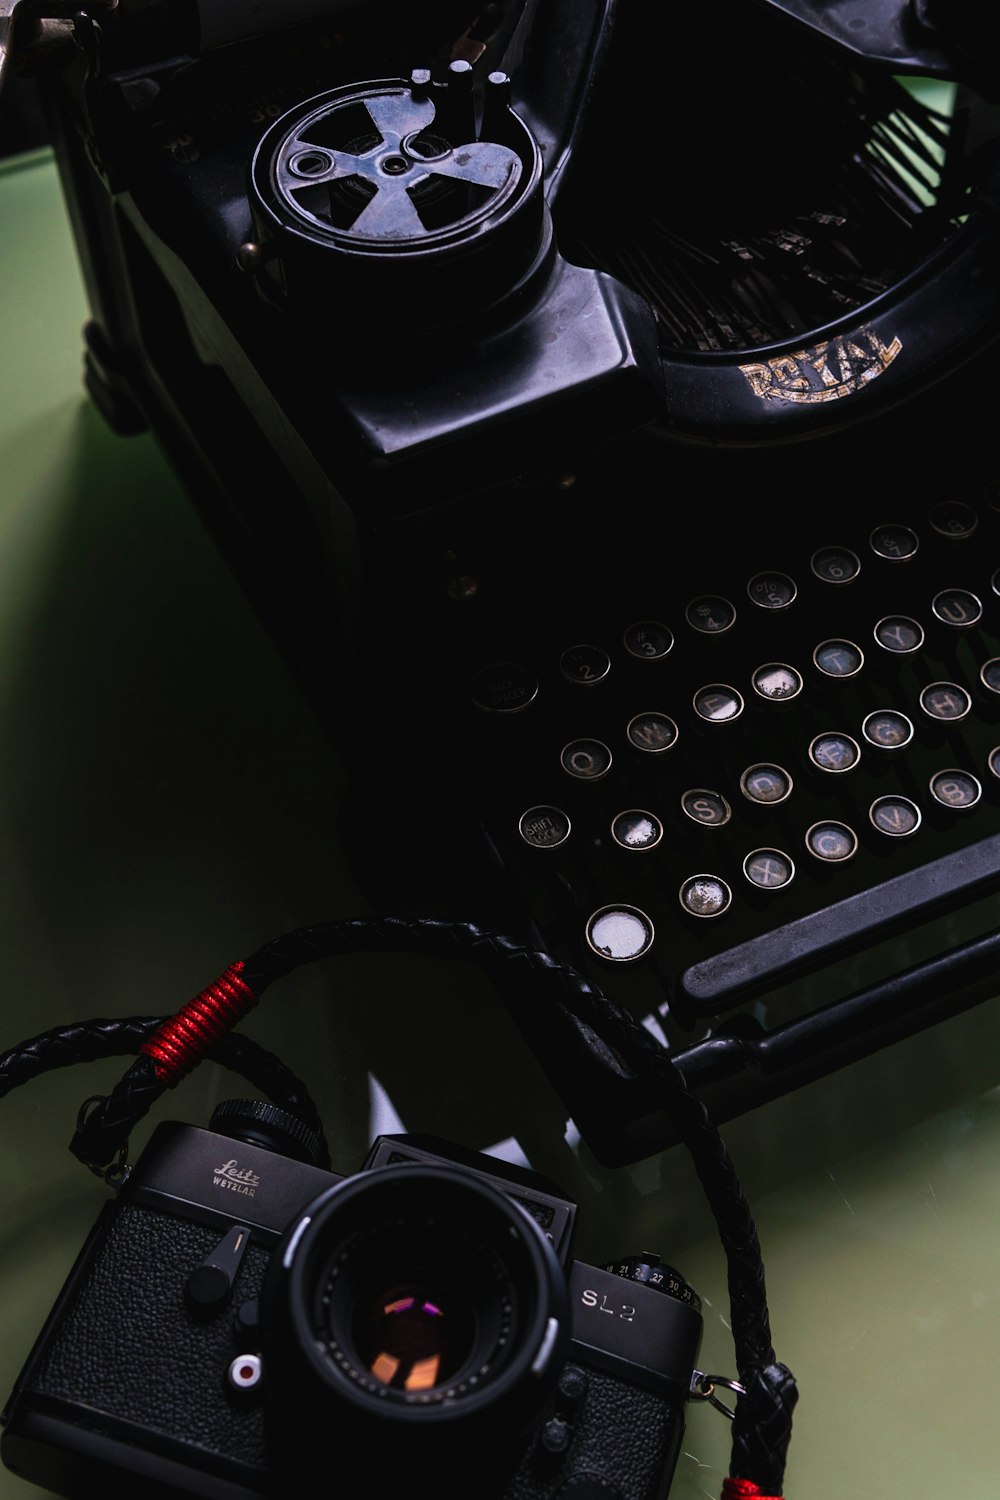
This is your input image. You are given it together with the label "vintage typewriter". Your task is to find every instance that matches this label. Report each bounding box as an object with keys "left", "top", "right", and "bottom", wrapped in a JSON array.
[{"left": 8, "top": 0, "right": 1000, "bottom": 1162}]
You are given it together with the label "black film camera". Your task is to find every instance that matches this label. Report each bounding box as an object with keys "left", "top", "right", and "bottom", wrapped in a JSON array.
[{"left": 0, "top": 1099, "right": 703, "bottom": 1500}]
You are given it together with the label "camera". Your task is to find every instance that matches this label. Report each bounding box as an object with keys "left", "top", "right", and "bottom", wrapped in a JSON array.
[{"left": 0, "top": 1099, "right": 703, "bottom": 1500}]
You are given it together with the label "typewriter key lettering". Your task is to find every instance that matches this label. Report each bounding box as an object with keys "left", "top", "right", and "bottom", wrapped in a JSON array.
[
  {"left": 561, "top": 739, "right": 612, "bottom": 780},
  {"left": 929, "top": 771, "right": 981, "bottom": 809},
  {"left": 681, "top": 790, "right": 731, "bottom": 827},
  {"left": 470, "top": 662, "right": 538, "bottom": 714},
  {"left": 862, "top": 710, "right": 914, "bottom": 750},
  {"left": 809, "top": 733, "right": 861, "bottom": 773},
  {"left": 519, "top": 807, "right": 571, "bottom": 849},
  {"left": 685, "top": 596, "right": 736, "bottom": 634},
  {"left": 813, "top": 638, "right": 864, "bottom": 677},
  {"left": 873, "top": 615, "right": 924, "bottom": 653},
  {"left": 805, "top": 821, "right": 858, "bottom": 863},
  {"left": 931, "top": 589, "right": 982, "bottom": 628},
  {"left": 627, "top": 712, "right": 679, "bottom": 753},
  {"left": 693, "top": 685, "right": 743, "bottom": 723},
  {"left": 740, "top": 764, "right": 792, "bottom": 804},
  {"left": 928, "top": 499, "right": 978, "bottom": 539},
  {"left": 747, "top": 572, "right": 797, "bottom": 610},
  {"left": 919, "top": 683, "right": 972, "bottom": 722},
  {"left": 623, "top": 621, "right": 674, "bottom": 659},
  {"left": 870, "top": 796, "right": 921, "bottom": 837},
  {"left": 811, "top": 546, "right": 861, "bottom": 584},
  {"left": 870, "top": 524, "right": 919, "bottom": 561},
  {"left": 560, "top": 644, "right": 612, "bottom": 685},
  {"left": 743, "top": 849, "right": 794, "bottom": 890}
]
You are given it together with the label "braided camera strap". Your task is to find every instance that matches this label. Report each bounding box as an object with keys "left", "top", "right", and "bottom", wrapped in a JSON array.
[{"left": 5, "top": 914, "right": 797, "bottom": 1496}]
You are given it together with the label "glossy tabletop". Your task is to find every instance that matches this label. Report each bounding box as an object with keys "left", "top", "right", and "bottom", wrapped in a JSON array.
[{"left": 2, "top": 148, "right": 1000, "bottom": 1500}]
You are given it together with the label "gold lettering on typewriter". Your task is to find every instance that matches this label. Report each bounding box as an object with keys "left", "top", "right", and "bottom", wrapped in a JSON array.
[{"left": 739, "top": 328, "right": 902, "bottom": 403}]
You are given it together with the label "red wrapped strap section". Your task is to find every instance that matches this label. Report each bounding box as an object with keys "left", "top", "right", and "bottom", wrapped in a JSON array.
[
  {"left": 140, "top": 962, "right": 258, "bottom": 1084},
  {"left": 722, "top": 1481, "right": 784, "bottom": 1500}
]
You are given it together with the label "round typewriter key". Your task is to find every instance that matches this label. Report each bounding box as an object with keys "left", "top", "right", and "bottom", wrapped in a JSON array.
[
  {"left": 470, "top": 661, "right": 538, "bottom": 714},
  {"left": 623, "top": 621, "right": 674, "bottom": 660},
  {"left": 869, "top": 795, "right": 921, "bottom": 837},
  {"left": 747, "top": 572, "right": 797, "bottom": 611},
  {"left": 585, "top": 905, "right": 654, "bottom": 961},
  {"left": 981, "top": 659, "right": 1000, "bottom": 695},
  {"left": 992, "top": 570, "right": 1000, "bottom": 598},
  {"left": 560, "top": 738, "right": 612, "bottom": 780},
  {"left": 751, "top": 662, "right": 803, "bottom": 702},
  {"left": 693, "top": 683, "right": 744, "bottom": 723},
  {"left": 929, "top": 770, "right": 982, "bottom": 809},
  {"left": 805, "top": 820, "right": 858, "bottom": 864},
  {"left": 873, "top": 615, "right": 924, "bottom": 654},
  {"left": 809, "top": 732, "right": 861, "bottom": 773},
  {"left": 611, "top": 810, "right": 664, "bottom": 851},
  {"left": 743, "top": 848, "right": 795, "bottom": 890},
  {"left": 931, "top": 588, "right": 982, "bottom": 629},
  {"left": 560, "top": 644, "right": 611, "bottom": 685},
  {"left": 814, "top": 638, "right": 864, "bottom": 678},
  {"left": 919, "top": 682, "right": 972, "bottom": 722},
  {"left": 627, "top": 711, "right": 679, "bottom": 754},
  {"left": 928, "top": 499, "right": 978, "bottom": 540},
  {"left": 680, "top": 789, "right": 732, "bottom": 827},
  {"left": 679, "top": 874, "right": 732, "bottom": 918},
  {"left": 862, "top": 709, "right": 914, "bottom": 750},
  {"left": 811, "top": 546, "right": 861, "bottom": 585},
  {"left": 740, "top": 763, "right": 792, "bottom": 805},
  {"left": 870, "top": 524, "right": 919, "bottom": 562},
  {"left": 518, "top": 806, "right": 571, "bottom": 850},
  {"left": 989, "top": 747, "right": 1000, "bottom": 780},
  {"left": 684, "top": 595, "right": 736, "bottom": 635}
]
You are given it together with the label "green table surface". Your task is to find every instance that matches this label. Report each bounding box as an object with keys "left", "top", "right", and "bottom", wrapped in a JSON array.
[{"left": 2, "top": 147, "right": 1000, "bottom": 1500}]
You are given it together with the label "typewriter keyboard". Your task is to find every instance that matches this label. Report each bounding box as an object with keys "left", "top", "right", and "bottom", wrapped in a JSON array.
[{"left": 452, "top": 494, "right": 1000, "bottom": 1040}]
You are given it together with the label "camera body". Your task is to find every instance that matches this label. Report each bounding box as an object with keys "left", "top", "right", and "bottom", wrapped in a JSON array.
[{"left": 0, "top": 1101, "right": 703, "bottom": 1500}]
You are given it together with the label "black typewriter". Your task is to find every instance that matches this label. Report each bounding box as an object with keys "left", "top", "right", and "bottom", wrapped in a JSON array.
[{"left": 9, "top": 0, "right": 1000, "bottom": 1162}]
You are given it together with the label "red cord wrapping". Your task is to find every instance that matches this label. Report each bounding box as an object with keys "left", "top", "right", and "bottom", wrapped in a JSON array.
[
  {"left": 722, "top": 1480, "right": 784, "bottom": 1499},
  {"left": 139, "top": 962, "right": 258, "bottom": 1084}
]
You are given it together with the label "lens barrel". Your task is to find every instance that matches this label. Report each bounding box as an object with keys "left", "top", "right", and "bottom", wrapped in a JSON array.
[{"left": 261, "top": 1162, "right": 571, "bottom": 1475}]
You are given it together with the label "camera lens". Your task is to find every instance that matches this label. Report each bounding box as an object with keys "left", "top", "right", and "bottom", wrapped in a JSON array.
[
  {"left": 327, "top": 1216, "right": 511, "bottom": 1399},
  {"left": 263, "top": 1162, "right": 570, "bottom": 1454}
]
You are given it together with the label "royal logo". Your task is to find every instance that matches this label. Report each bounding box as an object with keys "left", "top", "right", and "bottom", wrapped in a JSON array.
[
  {"left": 212, "top": 1158, "right": 261, "bottom": 1197},
  {"left": 739, "top": 328, "right": 902, "bottom": 403}
]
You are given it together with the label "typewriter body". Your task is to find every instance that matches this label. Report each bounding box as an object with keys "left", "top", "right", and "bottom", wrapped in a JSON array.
[{"left": 19, "top": 0, "right": 1000, "bottom": 1162}]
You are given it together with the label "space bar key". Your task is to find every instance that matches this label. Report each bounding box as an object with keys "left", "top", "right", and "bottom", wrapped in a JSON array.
[{"left": 677, "top": 833, "right": 1000, "bottom": 1012}]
